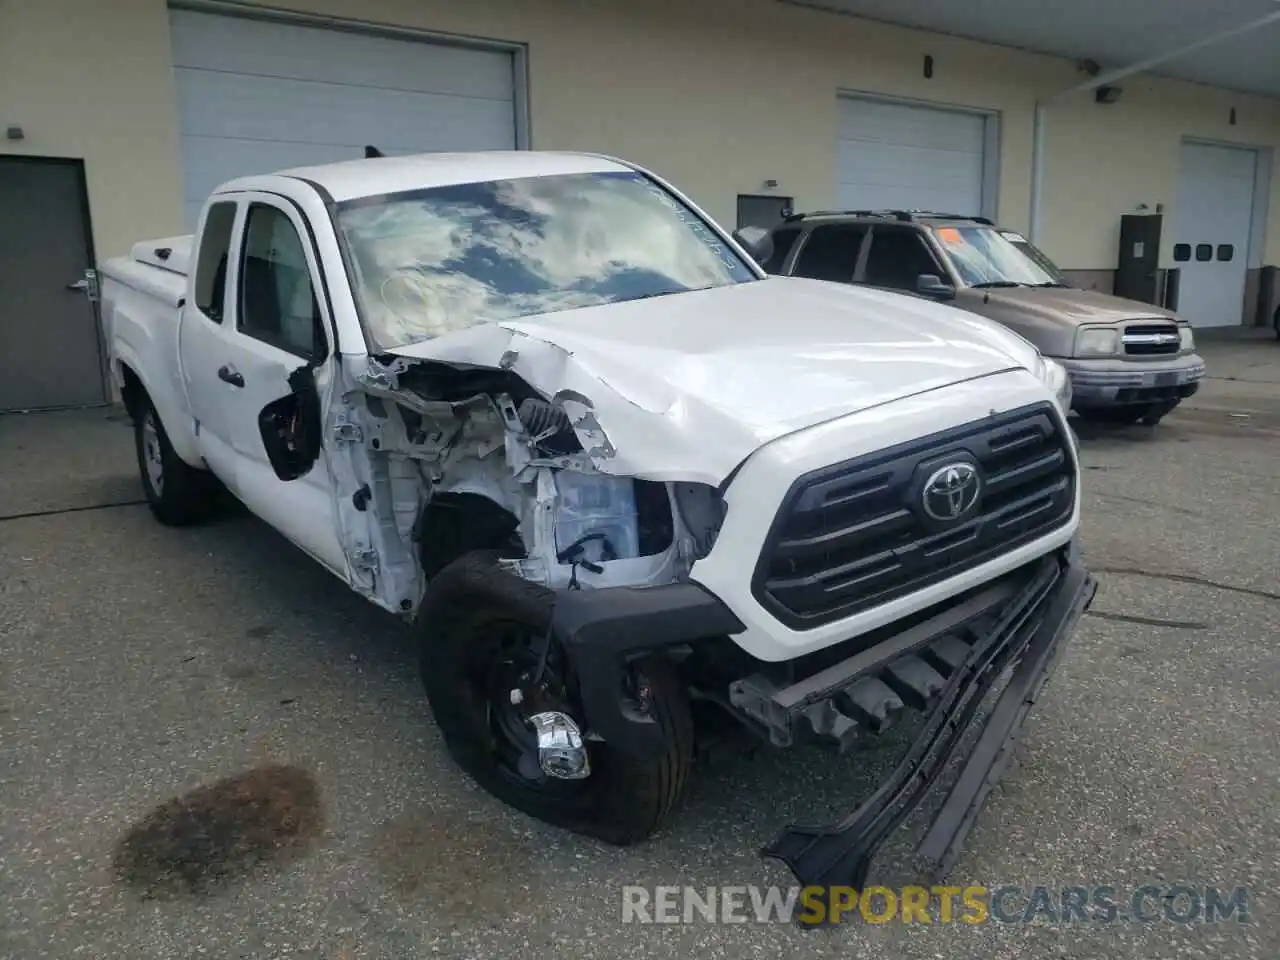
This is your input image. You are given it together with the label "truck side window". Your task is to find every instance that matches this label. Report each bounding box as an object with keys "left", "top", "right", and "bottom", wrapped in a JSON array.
[
  {"left": 192, "top": 202, "right": 237, "bottom": 323},
  {"left": 238, "top": 204, "right": 327, "bottom": 361},
  {"left": 862, "top": 227, "right": 943, "bottom": 291},
  {"left": 791, "top": 224, "right": 868, "bottom": 283}
]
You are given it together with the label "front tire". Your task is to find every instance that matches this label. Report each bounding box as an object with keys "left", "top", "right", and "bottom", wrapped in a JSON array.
[
  {"left": 134, "top": 398, "right": 217, "bottom": 526},
  {"left": 418, "top": 552, "right": 694, "bottom": 845}
]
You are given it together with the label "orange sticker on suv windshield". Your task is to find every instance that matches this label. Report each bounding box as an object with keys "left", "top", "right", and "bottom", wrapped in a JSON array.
[{"left": 936, "top": 227, "right": 963, "bottom": 244}]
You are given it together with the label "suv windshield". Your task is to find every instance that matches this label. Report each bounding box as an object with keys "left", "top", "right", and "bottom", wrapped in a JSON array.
[
  {"left": 932, "top": 225, "right": 1069, "bottom": 289},
  {"left": 335, "top": 170, "right": 757, "bottom": 350}
]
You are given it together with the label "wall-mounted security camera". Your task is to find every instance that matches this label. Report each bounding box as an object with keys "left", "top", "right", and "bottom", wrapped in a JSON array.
[{"left": 1095, "top": 85, "right": 1123, "bottom": 105}]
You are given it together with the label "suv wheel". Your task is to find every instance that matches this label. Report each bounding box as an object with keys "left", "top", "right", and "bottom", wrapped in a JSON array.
[{"left": 1076, "top": 407, "right": 1145, "bottom": 426}]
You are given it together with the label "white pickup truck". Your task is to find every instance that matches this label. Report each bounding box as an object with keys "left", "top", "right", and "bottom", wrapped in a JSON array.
[{"left": 101, "top": 151, "right": 1095, "bottom": 888}]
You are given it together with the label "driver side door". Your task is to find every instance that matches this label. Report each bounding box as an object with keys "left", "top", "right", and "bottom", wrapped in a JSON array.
[
  {"left": 855, "top": 226, "right": 949, "bottom": 297},
  {"left": 218, "top": 194, "right": 347, "bottom": 578}
]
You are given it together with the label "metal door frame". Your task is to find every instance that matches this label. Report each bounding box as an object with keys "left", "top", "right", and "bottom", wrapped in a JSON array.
[{"left": 0, "top": 153, "right": 108, "bottom": 411}]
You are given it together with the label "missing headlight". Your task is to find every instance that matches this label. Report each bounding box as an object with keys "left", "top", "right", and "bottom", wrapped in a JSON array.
[{"left": 672, "top": 483, "right": 728, "bottom": 559}]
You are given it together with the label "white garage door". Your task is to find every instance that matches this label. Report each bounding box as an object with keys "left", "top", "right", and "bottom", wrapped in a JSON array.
[
  {"left": 1173, "top": 142, "right": 1257, "bottom": 328},
  {"left": 170, "top": 10, "right": 519, "bottom": 227},
  {"left": 836, "top": 97, "right": 988, "bottom": 217}
]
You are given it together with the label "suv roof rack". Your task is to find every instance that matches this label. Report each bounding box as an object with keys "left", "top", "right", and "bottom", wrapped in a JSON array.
[{"left": 782, "top": 209, "right": 994, "bottom": 226}]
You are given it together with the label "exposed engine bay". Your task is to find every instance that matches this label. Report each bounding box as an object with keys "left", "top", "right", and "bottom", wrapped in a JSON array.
[{"left": 324, "top": 355, "right": 729, "bottom": 616}]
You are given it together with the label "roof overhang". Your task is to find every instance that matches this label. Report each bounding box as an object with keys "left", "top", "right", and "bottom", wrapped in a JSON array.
[{"left": 782, "top": 0, "right": 1280, "bottom": 100}]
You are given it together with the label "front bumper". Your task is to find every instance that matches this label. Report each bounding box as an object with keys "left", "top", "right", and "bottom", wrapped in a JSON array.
[
  {"left": 1060, "top": 353, "right": 1205, "bottom": 407},
  {"left": 552, "top": 539, "right": 1095, "bottom": 885},
  {"left": 761, "top": 543, "right": 1094, "bottom": 888}
]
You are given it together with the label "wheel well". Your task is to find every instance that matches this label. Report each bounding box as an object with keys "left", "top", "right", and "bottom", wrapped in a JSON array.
[
  {"left": 118, "top": 363, "right": 146, "bottom": 423},
  {"left": 417, "top": 492, "right": 524, "bottom": 581}
]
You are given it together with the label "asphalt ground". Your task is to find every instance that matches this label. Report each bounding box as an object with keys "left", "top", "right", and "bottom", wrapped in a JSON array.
[{"left": 2, "top": 336, "right": 1278, "bottom": 959}]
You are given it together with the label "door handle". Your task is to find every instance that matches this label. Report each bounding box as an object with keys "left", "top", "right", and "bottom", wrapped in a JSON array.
[
  {"left": 217, "top": 365, "right": 245, "bottom": 388},
  {"left": 67, "top": 269, "right": 99, "bottom": 302}
]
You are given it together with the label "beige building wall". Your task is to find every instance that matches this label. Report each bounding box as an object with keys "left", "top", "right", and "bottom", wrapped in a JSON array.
[
  {"left": 1042, "top": 78, "right": 1280, "bottom": 269},
  {"left": 3, "top": 0, "right": 1278, "bottom": 274}
]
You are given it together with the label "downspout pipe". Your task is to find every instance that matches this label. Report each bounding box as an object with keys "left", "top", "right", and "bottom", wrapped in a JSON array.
[{"left": 1028, "top": 5, "right": 1280, "bottom": 246}]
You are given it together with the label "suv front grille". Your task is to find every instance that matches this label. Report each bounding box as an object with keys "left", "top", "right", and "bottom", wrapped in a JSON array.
[
  {"left": 752, "top": 403, "right": 1076, "bottom": 629},
  {"left": 1122, "top": 322, "right": 1181, "bottom": 356}
]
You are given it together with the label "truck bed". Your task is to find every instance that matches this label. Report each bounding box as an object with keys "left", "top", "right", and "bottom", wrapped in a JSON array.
[
  {"left": 101, "top": 235, "right": 193, "bottom": 307},
  {"left": 100, "top": 234, "right": 203, "bottom": 468}
]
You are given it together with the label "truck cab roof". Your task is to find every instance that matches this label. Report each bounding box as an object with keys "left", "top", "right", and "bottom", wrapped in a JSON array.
[{"left": 217, "top": 151, "right": 634, "bottom": 204}]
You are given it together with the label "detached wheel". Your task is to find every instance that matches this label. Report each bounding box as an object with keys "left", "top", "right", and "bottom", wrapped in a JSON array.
[
  {"left": 134, "top": 397, "right": 217, "bottom": 526},
  {"left": 418, "top": 552, "right": 694, "bottom": 845}
]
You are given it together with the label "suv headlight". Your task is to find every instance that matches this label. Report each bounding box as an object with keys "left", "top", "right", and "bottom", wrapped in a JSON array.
[
  {"left": 1179, "top": 325, "right": 1195, "bottom": 351},
  {"left": 1036, "top": 356, "right": 1072, "bottom": 415},
  {"left": 1075, "top": 327, "right": 1118, "bottom": 357}
]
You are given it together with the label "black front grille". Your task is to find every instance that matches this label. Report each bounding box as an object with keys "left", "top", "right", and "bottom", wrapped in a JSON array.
[
  {"left": 1122, "top": 322, "right": 1181, "bottom": 356},
  {"left": 752, "top": 403, "right": 1076, "bottom": 629}
]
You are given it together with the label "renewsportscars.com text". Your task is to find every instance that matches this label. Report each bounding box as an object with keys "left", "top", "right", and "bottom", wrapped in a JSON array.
[{"left": 621, "top": 884, "right": 1251, "bottom": 925}]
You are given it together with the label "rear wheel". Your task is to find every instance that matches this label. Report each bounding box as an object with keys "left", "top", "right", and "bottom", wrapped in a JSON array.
[
  {"left": 1077, "top": 400, "right": 1179, "bottom": 427},
  {"left": 134, "top": 398, "right": 218, "bottom": 526},
  {"left": 418, "top": 552, "right": 694, "bottom": 845},
  {"left": 1139, "top": 400, "right": 1179, "bottom": 426},
  {"left": 1075, "top": 406, "right": 1145, "bottom": 426},
  {"left": 1273, "top": 305, "right": 1279, "bottom": 341}
]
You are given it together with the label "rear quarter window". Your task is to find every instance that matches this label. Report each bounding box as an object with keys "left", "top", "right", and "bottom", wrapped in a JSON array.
[
  {"left": 193, "top": 202, "right": 237, "bottom": 322},
  {"left": 762, "top": 227, "right": 800, "bottom": 274}
]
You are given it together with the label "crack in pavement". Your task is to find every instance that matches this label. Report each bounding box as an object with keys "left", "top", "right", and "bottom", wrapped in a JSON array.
[
  {"left": 1092, "top": 566, "right": 1280, "bottom": 604},
  {"left": 1092, "top": 491, "right": 1205, "bottom": 519},
  {"left": 1085, "top": 610, "right": 1208, "bottom": 630},
  {"left": 0, "top": 500, "right": 148, "bottom": 523}
]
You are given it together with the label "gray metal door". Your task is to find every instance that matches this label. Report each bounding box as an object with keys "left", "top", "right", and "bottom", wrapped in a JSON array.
[{"left": 0, "top": 156, "right": 106, "bottom": 411}]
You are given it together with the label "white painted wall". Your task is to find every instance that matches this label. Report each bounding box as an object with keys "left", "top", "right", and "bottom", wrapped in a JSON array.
[{"left": 2, "top": 0, "right": 1278, "bottom": 282}]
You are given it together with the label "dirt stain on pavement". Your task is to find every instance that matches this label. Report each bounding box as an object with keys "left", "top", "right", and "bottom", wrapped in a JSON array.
[
  {"left": 374, "top": 806, "right": 538, "bottom": 920},
  {"left": 113, "top": 763, "right": 323, "bottom": 898}
]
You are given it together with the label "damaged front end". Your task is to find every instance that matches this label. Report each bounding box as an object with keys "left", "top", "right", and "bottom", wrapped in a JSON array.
[
  {"left": 758, "top": 545, "right": 1095, "bottom": 889},
  {"left": 321, "top": 348, "right": 730, "bottom": 619},
  {"left": 549, "top": 537, "right": 1096, "bottom": 889},
  {"left": 320, "top": 341, "right": 1094, "bottom": 889}
]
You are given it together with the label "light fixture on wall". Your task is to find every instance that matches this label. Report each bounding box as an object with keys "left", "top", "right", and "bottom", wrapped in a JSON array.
[
  {"left": 5, "top": 125, "right": 24, "bottom": 141},
  {"left": 1094, "top": 85, "right": 1123, "bottom": 105}
]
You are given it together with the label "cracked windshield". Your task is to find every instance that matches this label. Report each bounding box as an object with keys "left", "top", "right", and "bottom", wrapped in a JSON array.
[
  {"left": 336, "top": 171, "right": 757, "bottom": 349},
  {"left": 934, "top": 225, "right": 1069, "bottom": 289}
]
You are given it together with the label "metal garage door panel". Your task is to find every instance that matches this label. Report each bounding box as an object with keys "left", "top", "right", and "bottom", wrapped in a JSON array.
[
  {"left": 1174, "top": 142, "right": 1256, "bottom": 328},
  {"left": 174, "top": 72, "right": 515, "bottom": 147},
  {"left": 169, "top": 10, "right": 517, "bottom": 228},
  {"left": 169, "top": 11, "right": 514, "bottom": 100},
  {"left": 836, "top": 98, "right": 985, "bottom": 216}
]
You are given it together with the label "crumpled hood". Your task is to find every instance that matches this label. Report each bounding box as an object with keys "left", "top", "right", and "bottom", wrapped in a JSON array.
[
  {"left": 973, "top": 286, "right": 1180, "bottom": 325},
  {"left": 389, "top": 277, "right": 1040, "bottom": 485}
]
